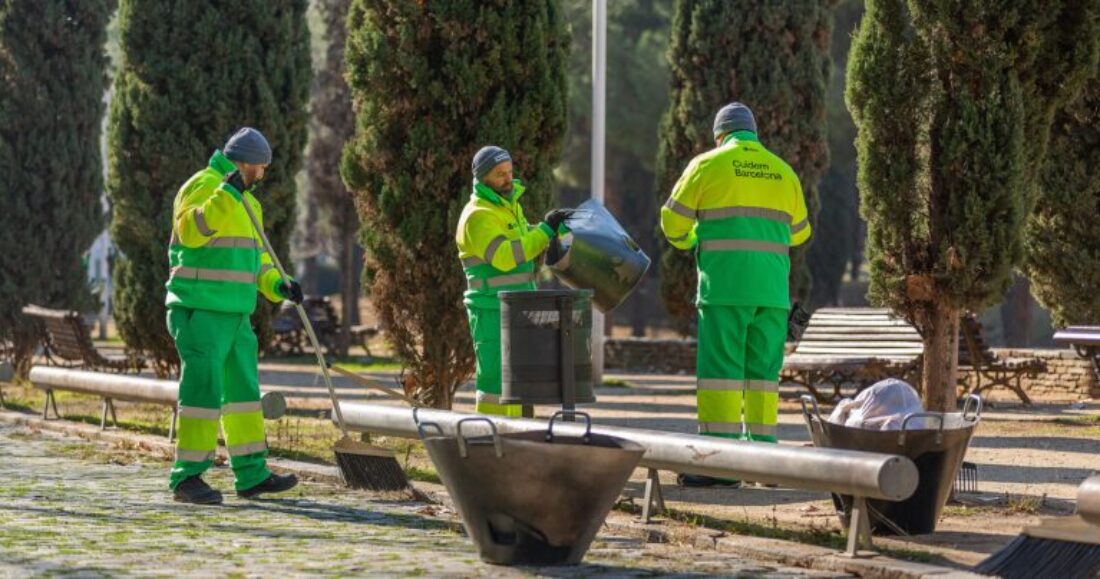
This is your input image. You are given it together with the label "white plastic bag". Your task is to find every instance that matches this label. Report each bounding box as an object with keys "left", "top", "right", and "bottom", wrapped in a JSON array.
[{"left": 827, "top": 378, "right": 926, "bottom": 431}]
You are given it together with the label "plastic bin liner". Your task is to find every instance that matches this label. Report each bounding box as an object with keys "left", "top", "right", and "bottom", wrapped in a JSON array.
[
  {"left": 545, "top": 199, "right": 651, "bottom": 313},
  {"left": 828, "top": 378, "right": 927, "bottom": 431}
]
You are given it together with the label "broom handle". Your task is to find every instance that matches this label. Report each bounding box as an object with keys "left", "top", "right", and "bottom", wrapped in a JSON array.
[{"left": 240, "top": 196, "right": 349, "bottom": 437}]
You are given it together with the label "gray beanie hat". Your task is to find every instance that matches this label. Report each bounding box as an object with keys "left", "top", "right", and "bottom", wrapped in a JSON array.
[
  {"left": 471, "top": 145, "right": 512, "bottom": 179},
  {"left": 712, "top": 102, "right": 757, "bottom": 137},
  {"left": 224, "top": 127, "right": 272, "bottom": 165}
]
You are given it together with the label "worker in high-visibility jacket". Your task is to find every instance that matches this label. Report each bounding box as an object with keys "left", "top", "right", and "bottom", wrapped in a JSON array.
[
  {"left": 165, "top": 127, "right": 301, "bottom": 504},
  {"left": 660, "top": 103, "right": 811, "bottom": 488},
  {"left": 455, "top": 146, "right": 572, "bottom": 416}
]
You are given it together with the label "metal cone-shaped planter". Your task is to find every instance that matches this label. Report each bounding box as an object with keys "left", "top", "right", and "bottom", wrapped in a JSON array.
[{"left": 418, "top": 412, "right": 644, "bottom": 566}]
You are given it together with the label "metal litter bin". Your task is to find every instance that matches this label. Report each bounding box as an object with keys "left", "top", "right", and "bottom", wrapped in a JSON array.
[
  {"left": 544, "top": 199, "right": 651, "bottom": 313},
  {"left": 417, "top": 412, "right": 644, "bottom": 565},
  {"left": 499, "top": 290, "right": 594, "bottom": 408},
  {"left": 802, "top": 394, "right": 982, "bottom": 535}
]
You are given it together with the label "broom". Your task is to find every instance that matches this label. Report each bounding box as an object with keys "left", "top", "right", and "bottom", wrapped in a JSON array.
[
  {"left": 974, "top": 475, "right": 1100, "bottom": 578},
  {"left": 241, "top": 196, "right": 409, "bottom": 491}
]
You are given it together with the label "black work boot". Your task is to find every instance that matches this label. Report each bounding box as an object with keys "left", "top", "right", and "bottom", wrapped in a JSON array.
[
  {"left": 173, "top": 476, "right": 223, "bottom": 505},
  {"left": 676, "top": 473, "right": 741, "bottom": 488},
  {"left": 238, "top": 473, "right": 299, "bottom": 499}
]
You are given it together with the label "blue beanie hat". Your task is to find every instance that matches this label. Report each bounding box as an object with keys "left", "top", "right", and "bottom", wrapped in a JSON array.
[
  {"left": 224, "top": 127, "right": 272, "bottom": 165},
  {"left": 712, "top": 102, "right": 757, "bottom": 137},
  {"left": 471, "top": 146, "right": 512, "bottom": 179}
]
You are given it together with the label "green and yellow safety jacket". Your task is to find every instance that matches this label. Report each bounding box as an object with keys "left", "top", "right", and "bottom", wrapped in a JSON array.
[
  {"left": 660, "top": 131, "right": 811, "bottom": 309},
  {"left": 165, "top": 150, "right": 285, "bottom": 314},
  {"left": 455, "top": 180, "right": 554, "bottom": 309}
]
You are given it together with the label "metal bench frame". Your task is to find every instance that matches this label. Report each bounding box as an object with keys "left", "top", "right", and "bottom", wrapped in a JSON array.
[{"left": 958, "top": 314, "right": 1045, "bottom": 405}]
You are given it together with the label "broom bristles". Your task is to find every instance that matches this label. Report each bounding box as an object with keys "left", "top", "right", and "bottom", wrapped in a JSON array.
[
  {"left": 333, "top": 437, "right": 410, "bottom": 492},
  {"left": 975, "top": 534, "right": 1100, "bottom": 578}
]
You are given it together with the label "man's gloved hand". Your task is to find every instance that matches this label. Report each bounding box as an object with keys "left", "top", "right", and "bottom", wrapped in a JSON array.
[
  {"left": 223, "top": 171, "right": 248, "bottom": 196},
  {"left": 544, "top": 208, "right": 575, "bottom": 233},
  {"left": 278, "top": 279, "right": 304, "bottom": 304}
]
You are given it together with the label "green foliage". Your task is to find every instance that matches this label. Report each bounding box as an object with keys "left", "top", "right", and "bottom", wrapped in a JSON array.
[
  {"left": 1025, "top": 79, "right": 1100, "bottom": 327},
  {"left": 0, "top": 0, "right": 112, "bottom": 375},
  {"left": 342, "top": 1, "right": 569, "bottom": 408},
  {"left": 847, "top": 0, "right": 1100, "bottom": 408},
  {"left": 108, "top": 0, "right": 311, "bottom": 376},
  {"left": 656, "top": 0, "right": 833, "bottom": 334}
]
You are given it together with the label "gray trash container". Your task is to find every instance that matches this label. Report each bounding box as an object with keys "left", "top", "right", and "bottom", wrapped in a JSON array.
[
  {"left": 499, "top": 290, "right": 594, "bottom": 406},
  {"left": 802, "top": 394, "right": 982, "bottom": 535},
  {"left": 545, "top": 199, "right": 650, "bottom": 313}
]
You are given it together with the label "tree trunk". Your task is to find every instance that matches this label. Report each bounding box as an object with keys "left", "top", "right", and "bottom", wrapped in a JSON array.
[
  {"left": 920, "top": 302, "right": 960, "bottom": 412},
  {"left": 337, "top": 224, "right": 358, "bottom": 358}
]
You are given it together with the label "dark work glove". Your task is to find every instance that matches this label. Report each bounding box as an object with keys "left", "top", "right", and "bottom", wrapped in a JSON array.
[
  {"left": 278, "top": 279, "right": 304, "bottom": 304},
  {"left": 223, "top": 170, "right": 248, "bottom": 196},
  {"left": 544, "top": 208, "right": 575, "bottom": 232},
  {"left": 787, "top": 302, "right": 810, "bottom": 341}
]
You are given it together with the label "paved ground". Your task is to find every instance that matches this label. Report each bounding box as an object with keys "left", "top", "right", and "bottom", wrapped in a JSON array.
[{"left": 0, "top": 423, "right": 854, "bottom": 578}]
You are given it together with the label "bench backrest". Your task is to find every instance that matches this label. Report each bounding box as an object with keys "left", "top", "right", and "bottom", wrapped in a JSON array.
[
  {"left": 793, "top": 307, "right": 924, "bottom": 361},
  {"left": 21, "top": 304, "right": 95, "bottom": 366},
  {"left": 958, "top": 314, "right": 997, "bottom": 367}
]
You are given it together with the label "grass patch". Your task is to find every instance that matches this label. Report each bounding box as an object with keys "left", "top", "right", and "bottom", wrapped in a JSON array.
[
  {"left": 600, "top": 377, "right": 633, "bottom": 388},
  {"left": 1055, "top": 414, "right": 1100, "bottom": 427},
  {"left": 405, "top": 466, "right": 441, "bottom": 484},
  {"left": 269, "top": 355, "right": 403, "bottom": 372}
]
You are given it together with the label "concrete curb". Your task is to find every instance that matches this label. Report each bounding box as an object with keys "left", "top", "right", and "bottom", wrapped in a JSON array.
[{"left": 0, "top": 409, "right": 980, "bottom": 578}]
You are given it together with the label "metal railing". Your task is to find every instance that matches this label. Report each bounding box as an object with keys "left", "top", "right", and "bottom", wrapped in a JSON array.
[{"left": 28, "top": 366, "right": 286, "bottom": 442}]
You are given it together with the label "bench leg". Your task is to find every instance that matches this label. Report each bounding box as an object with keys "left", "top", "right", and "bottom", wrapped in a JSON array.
[
  {"left": 168, "top": 404, "right": 178, "bottom": 443},
  {"left": 42, "top": 390, "right": 59, "bottom": 420},
  {"left": 842, "top": 496, "right": 874, "bottom": 558},
  {"left": 642, "top": 468, "right": 666, "bottom": 523},
  {"left": 100, "top": 398, "right": 119, "bottom": 430}
]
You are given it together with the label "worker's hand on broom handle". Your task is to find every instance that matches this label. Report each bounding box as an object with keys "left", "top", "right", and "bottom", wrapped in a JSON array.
[{"left": 238, "top": 199, "right": 349, "bottom": 436}]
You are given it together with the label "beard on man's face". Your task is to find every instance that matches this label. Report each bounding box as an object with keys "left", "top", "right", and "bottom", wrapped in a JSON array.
[{"left": 492, "top": 180, "right": 514, "bottom": 197}]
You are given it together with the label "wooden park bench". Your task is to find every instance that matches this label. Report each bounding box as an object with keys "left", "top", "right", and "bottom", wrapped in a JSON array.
[
  {"left": 1052, "top": 325, "right": 1100, "bottom": 381},
  {"left": 958, "top": 313, "right": 1045, "bottom": 405},
  {"left": 22, "top": 304, "right": 144, "bottom": 374},
  {"left": 268, "top": 295, "right": 379, "bottom": 358},
  {"left": 782, "top": 307, "right": 924, "bottom": 401}
]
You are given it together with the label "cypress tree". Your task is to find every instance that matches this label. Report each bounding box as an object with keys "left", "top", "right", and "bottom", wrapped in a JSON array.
[
  {"left": 343, "top": 1, "right": 569, "bottom": 408},
  {"left": 1025, "top": 79, "right": 1100, "bottom": 327},
  {"left": 847, "top": 0, "right": 1099, "bottom": 410},
  {"left": 0, "top": 0, "right": 112, "bottom": 376},
  {"left": 307, "top": 0, "right": 359, "bottom": 356},
  {"left": 108, "top": 0, "right": 311, "bottom": 376},
  {"left": 656, "top": 0, "right": 833, "bottom": 335}
]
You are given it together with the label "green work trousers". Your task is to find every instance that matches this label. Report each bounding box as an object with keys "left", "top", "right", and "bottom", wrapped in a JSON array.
[
  {"left": 696, "top": 305, "right": 787, "bottom": 443},
  {"left": 466, "top": 306, "right": 521, "bottom": 417},
  {"left": 167, "top": 307, "right": 270, "bottom": 491}
]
